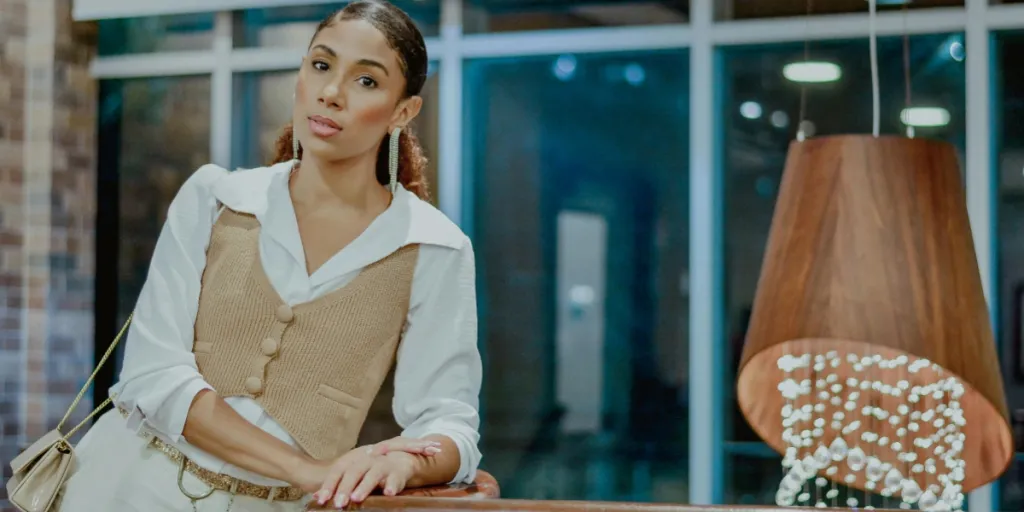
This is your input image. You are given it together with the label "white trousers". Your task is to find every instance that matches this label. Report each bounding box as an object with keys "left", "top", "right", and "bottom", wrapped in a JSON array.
[{"left": 58, "top": 410, "right": 307, "bottom": 512}]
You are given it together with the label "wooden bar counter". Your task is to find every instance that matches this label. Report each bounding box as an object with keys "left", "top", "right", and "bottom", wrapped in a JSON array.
[
  {"left": 303, "top": 471, "right": 876, "bottom": 512},
  {"left": 309, "top": 498, "right": 868, "bottom": 512}
]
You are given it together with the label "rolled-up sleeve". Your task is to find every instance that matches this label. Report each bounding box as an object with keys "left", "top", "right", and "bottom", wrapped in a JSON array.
[
  {"left": 392, "top": 237, "right": 482, "bottom": 484},
  {"left": 110, "top": 164, "right": 225, "bottom": 442}
]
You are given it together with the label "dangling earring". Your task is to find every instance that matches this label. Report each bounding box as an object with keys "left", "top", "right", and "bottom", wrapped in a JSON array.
[
  {"left": 291, "top": 90, "right": 300, "bottom": 166},
  {"left": 388, "top": 127, "right": 402, "bottom": 194}
]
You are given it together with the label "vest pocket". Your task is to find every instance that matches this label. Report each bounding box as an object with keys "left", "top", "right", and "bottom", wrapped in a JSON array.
[
  {"left": 316, "top": 384, "right": 363, "bottom": 409},
  {"left": 316, "top": 384, "right": 364, "bottom": 455}
]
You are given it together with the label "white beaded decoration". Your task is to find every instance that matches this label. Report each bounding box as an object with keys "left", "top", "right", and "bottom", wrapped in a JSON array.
[{"left": 775, "top": 352, "right": 966, "bottom": 510}]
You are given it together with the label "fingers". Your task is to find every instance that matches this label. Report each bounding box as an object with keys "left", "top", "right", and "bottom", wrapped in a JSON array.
[
  {"left": 373, "top": 437, "right": 442, "bottom": 456},
  {"left": 350, "top": 465, "right": 387, "bottom": 503},
  {"left": 313, "top": 459, "right": 348, "bottom": 506},
  {"left": 314, "top": 458, "right": 362, "bottom": 508},
  {"left": 382, "top": 471, "right": 406, "bottom": 497},
  {"left": 332, "top": 461, "right": 370, "bottom": 508}
]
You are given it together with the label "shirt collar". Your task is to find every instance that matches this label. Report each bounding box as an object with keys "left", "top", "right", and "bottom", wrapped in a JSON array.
[{"left": 210, "top": 163, "right": 466, "bottom": 281}]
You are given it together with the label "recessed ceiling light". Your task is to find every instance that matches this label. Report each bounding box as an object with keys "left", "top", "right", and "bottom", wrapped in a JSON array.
[
  {"left": 740, "top": 101, "right": 763, "bottom": 120},
  {"left": 771, "top": 111, "right": 790, "bottom": 129},
  {"left": 900, "top": 107, "right": 950, "bottom": 127},
  {"left": 948, "top": 40, "right": 965, "bottom": 62},
  {"left": 783, "top": 62, "right": 842, "bottom": 83},
  {"left": 552, "top": 55, "right": 577, "bottom": 81},
  {"left": 623, "top": 63, "right": 645, "bottom": 86}
]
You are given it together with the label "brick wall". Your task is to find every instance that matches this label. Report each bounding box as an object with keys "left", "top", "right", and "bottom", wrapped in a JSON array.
[{"left": 0, "top": 0, "right": 97, "bottom": 506}]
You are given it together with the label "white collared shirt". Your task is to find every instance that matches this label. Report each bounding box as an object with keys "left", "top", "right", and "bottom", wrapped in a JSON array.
[{"left": 110, "top": 161, "right": 482, "bottom": 487}]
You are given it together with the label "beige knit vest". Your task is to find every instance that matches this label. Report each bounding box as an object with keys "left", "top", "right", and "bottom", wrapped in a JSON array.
[{"left": 192, "top": 209, "right": 419, "bottom": 460}]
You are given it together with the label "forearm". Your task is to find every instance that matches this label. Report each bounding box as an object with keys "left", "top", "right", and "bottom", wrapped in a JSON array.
[
  {"left": 182, "top": 389, "right": 312, "bottom": 485},
  {"left": 399, "top": 434, "right": 461, "bottom": 488}
]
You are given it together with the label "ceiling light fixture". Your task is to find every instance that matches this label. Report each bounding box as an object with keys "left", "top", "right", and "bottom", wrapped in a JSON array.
[
  {"left": 783, "top": 62, "right": 842, "bottom": 83},
  {"left": 900, "top": 106, "right": 950, "bottom": 127}
]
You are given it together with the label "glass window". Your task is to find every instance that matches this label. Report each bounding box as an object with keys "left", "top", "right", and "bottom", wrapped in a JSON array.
[
  {"left": 231, "top": 63, "right": 440, "bottom": 204},
  {"left": 97, "top": 13, "right": 215, "bottom": 56},
  {"left": 234, "top": 2, "right": 440, "bottom": 47},
  {"left": 94, "top": 76, "right": 211, "bottom": 382},
  {"left": 721, "top": 33, "right": 965, "bottom": 504},
  {"left": 716, "top": 0, "right": 962, "bottom": 20},
  {"left": 996, "top": 31, "right": 1024, "bottom": 512},
  {"left": 463, "top": 0, "right": 688, "bottom": 34},
  {"left": 465, "top": 51, "right": 689, "bottom": 501}
]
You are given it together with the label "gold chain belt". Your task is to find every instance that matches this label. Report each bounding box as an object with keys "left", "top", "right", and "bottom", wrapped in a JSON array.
[
  {"left": 148, "top": 436, "right": 307, "bottom": 502},
  {"left": 116, "top": 405, "right": 307, "bottom": 503}
]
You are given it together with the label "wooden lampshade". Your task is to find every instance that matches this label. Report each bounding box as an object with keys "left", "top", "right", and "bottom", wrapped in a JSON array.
[{"left": 736, "top": 135, "right": 1012, "bottom": 509}]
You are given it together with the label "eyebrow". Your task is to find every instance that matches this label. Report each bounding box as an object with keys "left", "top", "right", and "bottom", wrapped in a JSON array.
[{"left": 310, "top": 44, "right": 390, "bottom": 76}]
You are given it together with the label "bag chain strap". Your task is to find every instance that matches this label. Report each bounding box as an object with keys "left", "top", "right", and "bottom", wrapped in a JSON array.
[{"left": 55, "top": 312, "right": 135, "bottom": 443}]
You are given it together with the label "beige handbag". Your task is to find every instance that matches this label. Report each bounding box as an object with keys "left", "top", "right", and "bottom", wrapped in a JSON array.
[{"left": 6, "top": 314, "right": 133, "bottom": 512}]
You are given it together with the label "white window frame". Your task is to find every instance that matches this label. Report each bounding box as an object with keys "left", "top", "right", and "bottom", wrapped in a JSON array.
[{"left": 86, "top": 0, "right": 1012, "bottom": 508}]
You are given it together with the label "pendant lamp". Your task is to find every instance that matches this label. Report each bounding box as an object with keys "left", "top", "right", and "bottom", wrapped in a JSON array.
[
  {"left": 737, "top": 0, "right": 1012, "bottom": 507},
  {"left": 736, "top": 134, "right": 1013, "bottom": 510}
]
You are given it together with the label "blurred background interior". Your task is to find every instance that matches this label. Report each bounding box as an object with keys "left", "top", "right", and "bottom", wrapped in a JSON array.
[{"left": 3, "top": 0, "right": 1024, "bottom": 509}]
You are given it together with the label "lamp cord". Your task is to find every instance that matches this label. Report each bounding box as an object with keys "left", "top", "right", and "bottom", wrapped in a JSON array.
[
  {"left": 903, "top": 3, "right": 914, "bottom": 138},
  {"left": 797, "top": 0, "right": 813, "bottom": 141},
  {"left": 869, "top": 0, "right": 880, "bottom": 137}
]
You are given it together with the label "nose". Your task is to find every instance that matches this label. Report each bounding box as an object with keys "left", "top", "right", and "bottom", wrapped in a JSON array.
[{"left": 318, "top": 81, "right": 345, "bottom": 110}]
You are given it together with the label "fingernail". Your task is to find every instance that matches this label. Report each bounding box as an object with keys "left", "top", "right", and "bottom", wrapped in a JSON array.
[
  {"left": 385, "top": 488, "right": 395, "bottom": 497},
  {"left": 315, "top": 491, "right": 326, "bottom": 505},
  {"left": 353, "top": 492, "right": 364, "bottom": 502},
  {"left": 425, "top": 447, "right": 442, "bottom": 455},
  {"left": 429, "top": 441, "right": 442, "bottom": 446},
  {"left": 335, "top": 494, "right": 348, "bottom": 507}
]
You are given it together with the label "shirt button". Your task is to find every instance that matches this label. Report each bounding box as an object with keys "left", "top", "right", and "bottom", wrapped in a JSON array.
[
  {"left": 275, "top": 304, "right": 294, "bottom": 323},
  {"left": 244, "top": 376, "right": 263, "bottom": 395},
  {"left": 260, "top": 338, "right": 279, "bottom": 357}
]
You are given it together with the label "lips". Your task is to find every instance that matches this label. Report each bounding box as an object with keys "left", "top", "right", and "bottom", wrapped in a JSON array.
[{"left": 308, "top": 115, "right": 342, "bottom": 137}]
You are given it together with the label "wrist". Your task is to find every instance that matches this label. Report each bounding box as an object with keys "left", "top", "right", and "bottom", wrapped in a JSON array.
[
  {"left": 286, "top": 453, "right": 325, "bottom": 491},
  {"left": 386, "top": 451, "right": 421, "bottom": 486}
]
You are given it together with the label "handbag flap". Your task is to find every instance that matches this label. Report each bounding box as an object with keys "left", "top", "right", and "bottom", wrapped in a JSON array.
[
  {"left": 9, "top": 440, "right": 75, "bottom": 512},
  {"left": 10, "top": 430, "right": 63, "bottom": 474}
]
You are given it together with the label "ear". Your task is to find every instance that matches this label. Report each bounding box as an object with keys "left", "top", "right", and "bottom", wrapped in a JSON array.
[{"left": 390, "top": 96, "right": 423, "bottom": 132}]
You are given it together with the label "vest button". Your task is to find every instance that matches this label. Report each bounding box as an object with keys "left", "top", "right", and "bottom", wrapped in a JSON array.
[
  {"left": 244, "top": 376, "right": 263, "bottom": 395},
  {"left": 260, "top": 338, "right": 279, "bottom": 356},
  {"left": 275, "top": 304, "right": 294, "bottom": 323}
]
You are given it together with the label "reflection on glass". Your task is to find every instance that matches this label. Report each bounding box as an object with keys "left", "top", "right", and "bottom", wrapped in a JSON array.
[
  {"left": 465, "top": 51, "right": 689, "bottom": 501},
  {"left": 716, "top": 0, "right": 961, "bottom": 20},
  {"left": 996, "top": 31, "right": 1024, "bottom": 512},
  {"left": 98, "top": 14, "right": 214, "bottom": 56},
  {"left": 234, "top": 2, "right": 440, "bottom": 46},
  {"left": 231, "top": 64, "right": 440, "bottom": 204},
  {"left": 722, "top": 34, "right": 965, "bottom": 503},
  {"left": 100, "top": 76, "right": 211, "bottom": 332},
  {"left": 463, "top": 0, "right": 688, "bottom": 33}
]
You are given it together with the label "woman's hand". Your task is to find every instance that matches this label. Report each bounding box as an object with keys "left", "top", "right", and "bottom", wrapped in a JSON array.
[
  {"left": 368, "top": 436, "right": 444, "bottom": 458},
  {"left": 302, "top": 437, "right": 441, "bottom": 507},
  {"left": 311, "top": 448, "right": 420, "bottom": 507}
]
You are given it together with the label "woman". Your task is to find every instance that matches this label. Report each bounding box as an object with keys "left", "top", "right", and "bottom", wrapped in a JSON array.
[{"left": 59, "top": 1, "right": 481, "bottom": 510}]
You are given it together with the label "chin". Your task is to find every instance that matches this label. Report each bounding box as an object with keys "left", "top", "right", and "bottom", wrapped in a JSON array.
[{"left": 299, "top": 137, "right": 339, "bottom": 158}]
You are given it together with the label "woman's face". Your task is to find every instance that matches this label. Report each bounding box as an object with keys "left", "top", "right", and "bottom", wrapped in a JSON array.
[{"left": 294, "top": 18, "right": 421, "bottom": 163}]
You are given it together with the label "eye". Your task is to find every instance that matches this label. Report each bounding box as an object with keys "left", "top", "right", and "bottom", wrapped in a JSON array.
[
  {"left": 357, "top": 76, "right": 378, "bottom": 88},
  {"left": 312, "top": 60, "right": 329, "bottom": 72}
]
